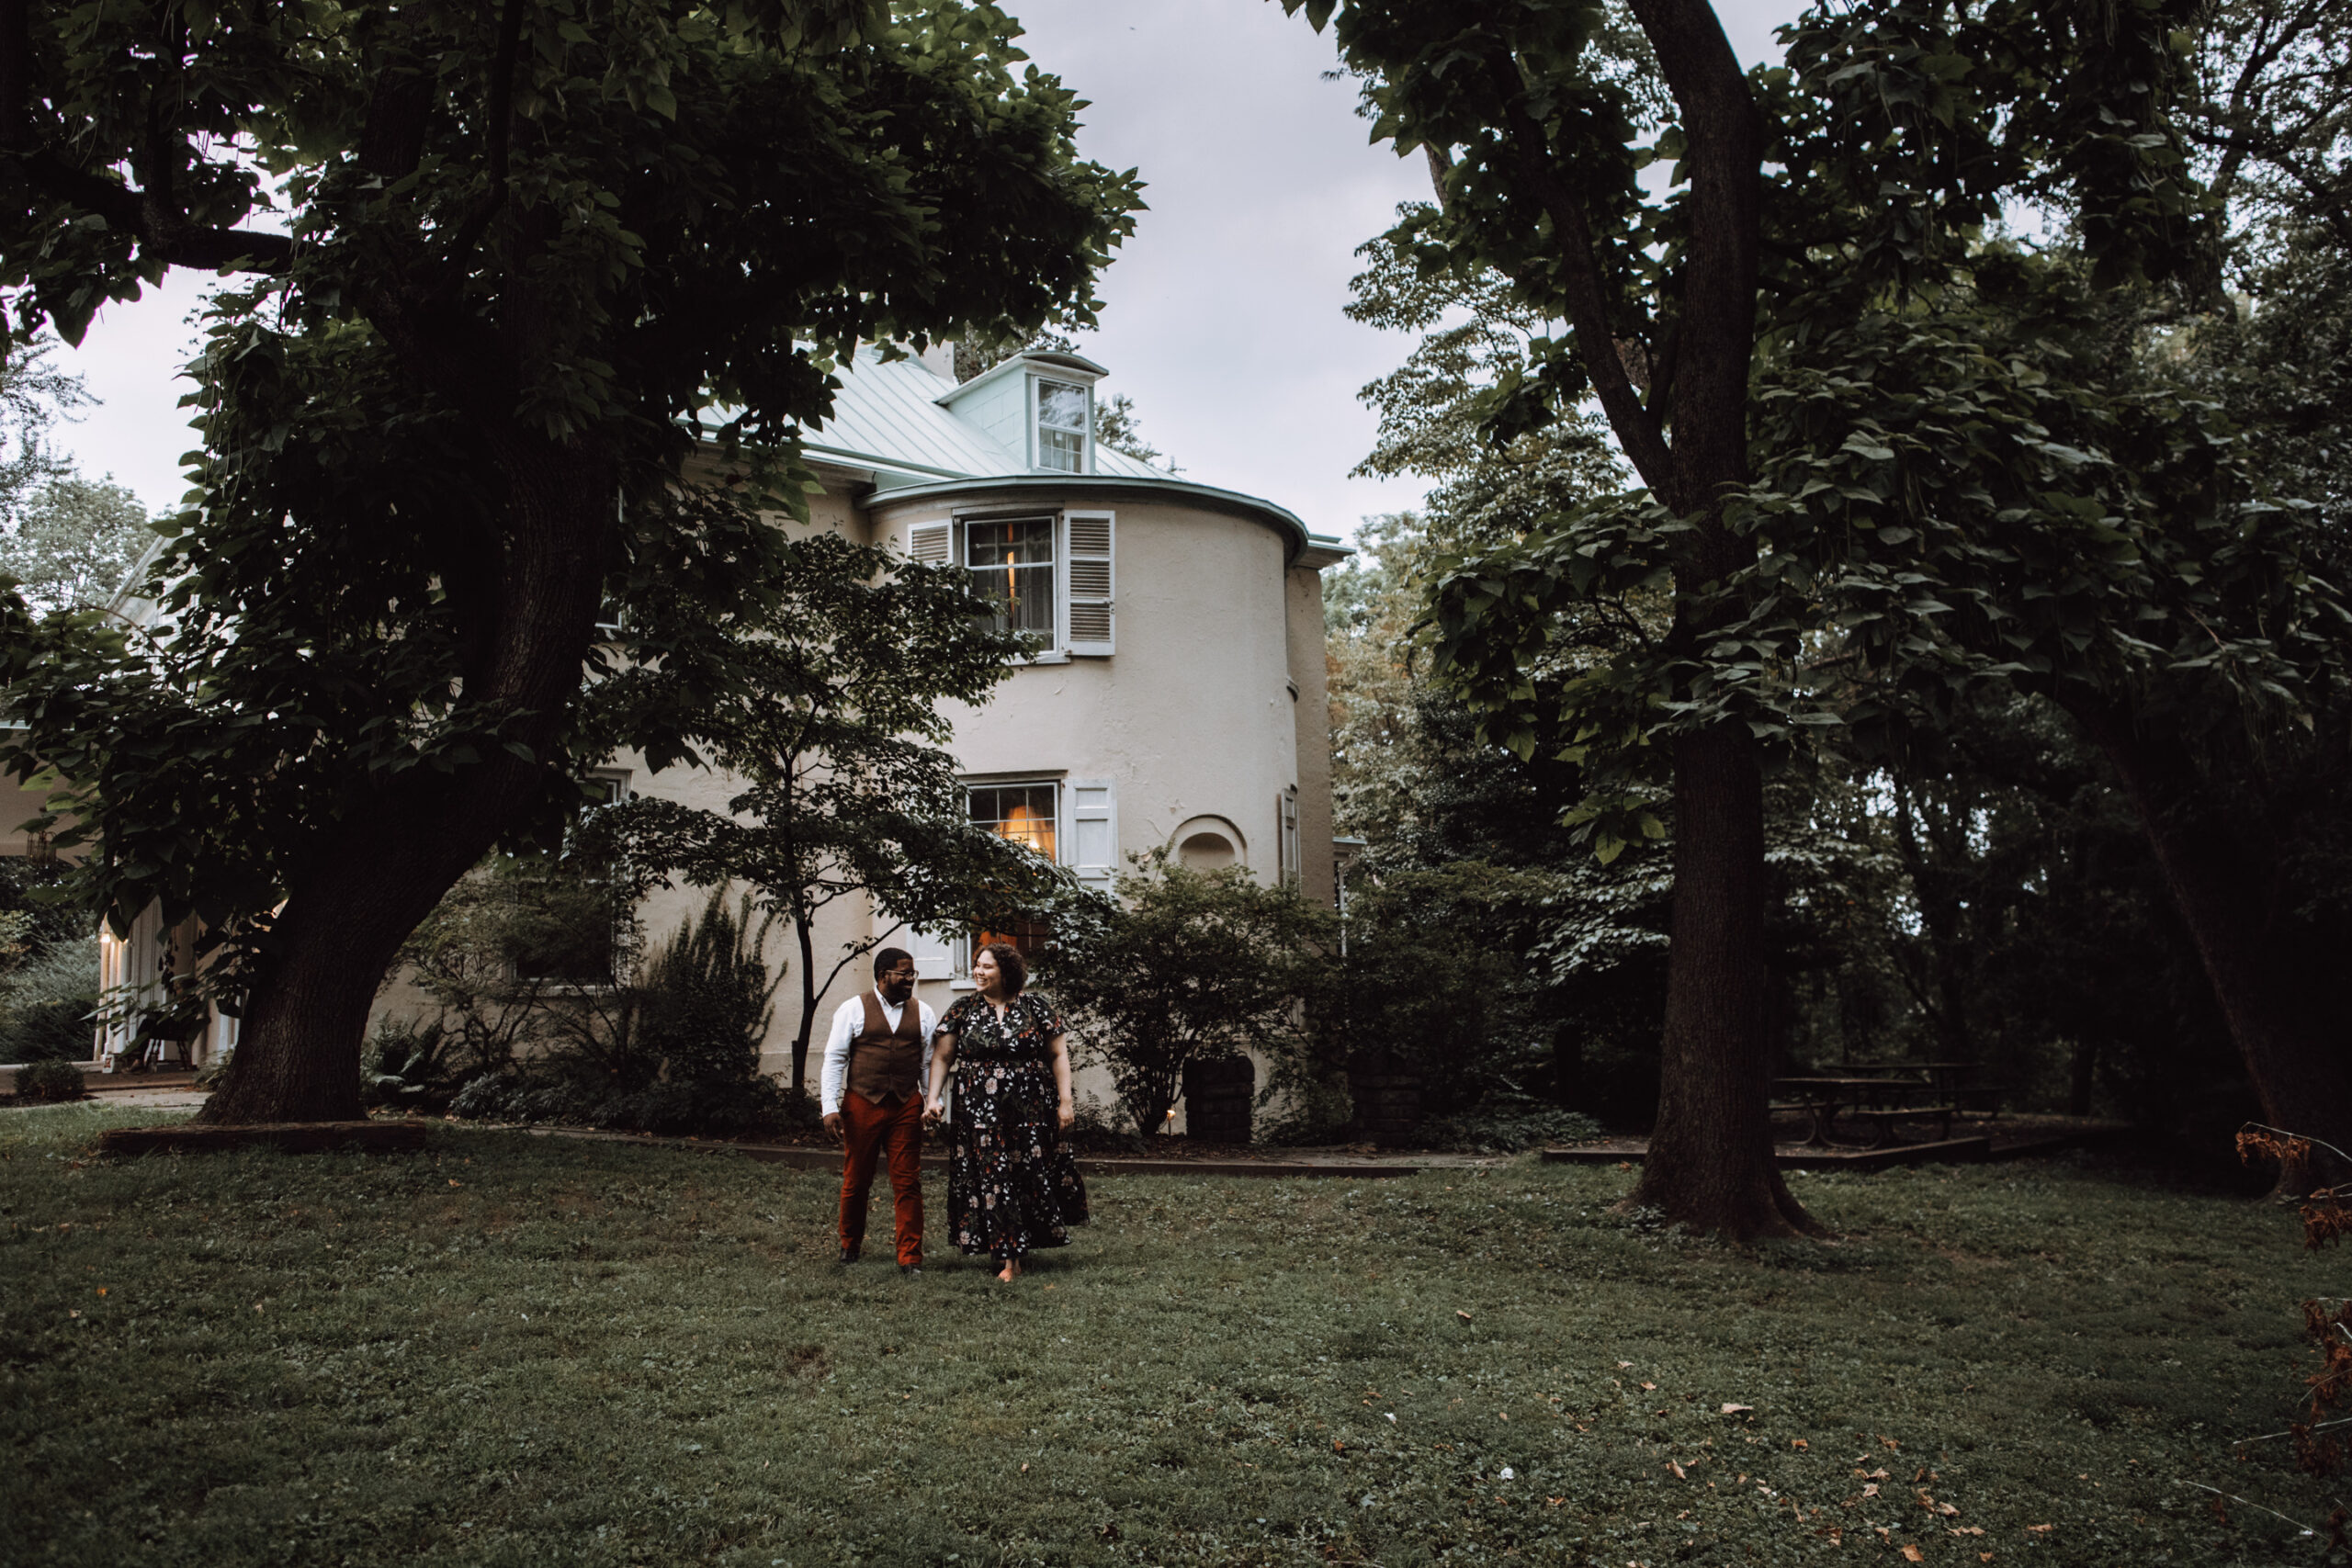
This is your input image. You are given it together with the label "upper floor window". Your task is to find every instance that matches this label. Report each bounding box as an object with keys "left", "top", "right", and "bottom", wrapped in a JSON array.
[
  {"left": 1036, "top": 378, "right": 1089, "bottom": 473},
  {"left": 905, "top": 512, "right": 1114, "bottom": 658},
  {"left": 966, "top": 517, "right": 1056, "bottom": 638}
]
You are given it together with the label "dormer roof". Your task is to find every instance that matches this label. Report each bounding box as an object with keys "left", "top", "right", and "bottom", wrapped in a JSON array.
[
  {"left": 797, "top": 346, "right": 1171, "bottom": 485},
  {"left": 738, "top": 345, "right": 1351, "bottom": 568}
]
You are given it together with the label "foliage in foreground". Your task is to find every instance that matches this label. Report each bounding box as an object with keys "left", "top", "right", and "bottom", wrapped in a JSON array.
[{"left": 0, "top": 1104, "right": 2345, "bottom": 1566}]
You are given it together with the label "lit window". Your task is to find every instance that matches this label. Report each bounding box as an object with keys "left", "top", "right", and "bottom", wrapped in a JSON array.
[
  {"left": 965, "top": 517, "right": 1056, "bottom": 639},
  {"left": 969, "top": 783, "right": 1057, "bottom": 858},
  {"left": 968, "top": 782, "right": 1057, "bottom": 965},
  {"left": 1036, "top": 378, "right": 1088, "bottom": 473}
]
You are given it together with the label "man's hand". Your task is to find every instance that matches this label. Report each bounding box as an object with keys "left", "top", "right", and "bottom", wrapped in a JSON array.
[
  {"left": 922, "top": 1098, "right": 944, "bottom": 1128},
  {"left": 822, "top": 1112, "right": 842, "bottom": 1141}
]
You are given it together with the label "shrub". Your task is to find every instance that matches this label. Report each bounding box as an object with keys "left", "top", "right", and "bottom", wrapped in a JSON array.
[
  {"left": 13, "top": 1056, "right": 85, "bottom": 1102},
  {"left": 1417, "top": 1095, "right": 1604, "bottom": 1154},
  {"left": 0, "top": 996, "right": 96, "bottom": 1064},
  {"left": 359, "top": 1019, "right": 461, "bottom": 1111},
  {"left": 1045, "top": 852, "right": 1319, "bottom": 1136},
  {"left": 446, "top": 892, "right": 792, "bottom": 1139},
  {"left": 630, "top": 891, "right": 778, "bottom": 1086}
]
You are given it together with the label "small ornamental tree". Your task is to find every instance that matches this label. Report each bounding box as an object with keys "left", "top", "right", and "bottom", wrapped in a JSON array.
[
  {"left": 0, "top": 0, "right": 1139, "bottom": 1124},
  {"left": 1043, "top": 853, "right": 1322, "bottom": 1137},
  {"left": 602, "top": 530, "right": 1062, "bottom": 1091}
]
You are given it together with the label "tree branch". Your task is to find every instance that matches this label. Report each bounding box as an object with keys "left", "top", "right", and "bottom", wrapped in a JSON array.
[
  {"left": 433, "top": 0, "right": 530, "bottom": 294},
  {"left": 1482, "top": 53, "right": 1675, "bottom": 494}
]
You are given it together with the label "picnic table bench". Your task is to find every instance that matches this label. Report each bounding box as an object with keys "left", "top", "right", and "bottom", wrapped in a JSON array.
[{"left": 1770, "top": 1076, "right": 1961, "bottom": 1147}]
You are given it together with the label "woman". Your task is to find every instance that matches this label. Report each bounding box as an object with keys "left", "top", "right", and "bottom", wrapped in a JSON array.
[{"left": 923, "top": 942, "right": 1089, "bottom": 1281}]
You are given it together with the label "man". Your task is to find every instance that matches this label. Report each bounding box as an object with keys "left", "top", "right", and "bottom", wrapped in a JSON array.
[{"left": 820, "top": 947, "right": 937, "bottom": 1275}]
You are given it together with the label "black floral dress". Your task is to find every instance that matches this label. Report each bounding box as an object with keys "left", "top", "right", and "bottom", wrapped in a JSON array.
[{"left": 939, "top": 991, "right": 1090, "bottom": 1260}]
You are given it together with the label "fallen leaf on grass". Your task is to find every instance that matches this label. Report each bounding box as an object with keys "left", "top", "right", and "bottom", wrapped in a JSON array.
[
  {"left": 1721, "top": 1403, "right": 1753, "bottom": 1415},
  {"left": 1938, "top": 1503, "right": 1960, "bottom": 1517},
  {"left": 1333, "top": 1439, "right": 1345, "bottom": 1452},
  {"left": 1668, "top": 1461, "right": 1687, "bottom": 1480},
  {"left": 1792, "top": 1438, "right": 1807, "bottom": 1450},
  {"left": 1641, "top": 1382, "right": 1658, "bottom": 1391},
  {"left": 1456, "top": 1311, "right": 1473, "bottom": 1323},
  {"left": 1949, "top": 1526, "right": 1985, "bottom": 1537},
  {"left": 2026, "top": 1525, "right": 2053, "bottom": 1534},
  {"left": 1902, "top": 1547, "right": 1925, "bottom": 1562}
]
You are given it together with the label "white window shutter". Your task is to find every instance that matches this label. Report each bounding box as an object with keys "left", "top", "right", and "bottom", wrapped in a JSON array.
[
  {"left": 1069, "top": 779, "right": 1117, "bottom": 897},
  {"left": 1062, "top": 512, "right": 1114, "bottom": 656},
  {"left": 1279, "top": 787, "right": 1301, "bottom": 888},
  {"left": 908, "top": 924, "right": 956, "bottom": 980},
  {"left": 907, "top": 519, "right": 954, "bottom": 566}
]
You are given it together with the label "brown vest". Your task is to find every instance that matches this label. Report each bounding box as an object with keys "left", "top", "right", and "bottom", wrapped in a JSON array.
[{"left": 846, "top": 991, "right": 923, "bottom": 1105}]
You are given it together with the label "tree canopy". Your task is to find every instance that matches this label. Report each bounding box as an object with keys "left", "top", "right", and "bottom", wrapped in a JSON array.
[{"left": 0, "top": 0, "right": 1141, "bottom": 1122}]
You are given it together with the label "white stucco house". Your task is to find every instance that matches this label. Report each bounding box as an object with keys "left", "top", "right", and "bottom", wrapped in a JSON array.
[
  {"left": 51, "top": 344, "right": 1352, "bottom": 1111},
  {"left": 622, "top": 342, "right": 1351, "bottom": 1087}
]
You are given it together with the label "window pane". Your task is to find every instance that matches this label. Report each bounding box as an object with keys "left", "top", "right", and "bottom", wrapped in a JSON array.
[
  {"left": 976, "top": 914, "right": 1052, "bottom": 965},
  {"left": 967, "top": 518, "right": 1054, "bottom": 566},
  {"left": 966, "top": 518, "right": 1056, "bottom": 637},
  {"left": 1037, "top": 379, "right": 1086, "bottom": 474},
  {"left": 970, "top": 784, "right": 1057, "bottom": 861},
  {"left": 1037, "top": 379, "right": 1087, "bottom": 432}
]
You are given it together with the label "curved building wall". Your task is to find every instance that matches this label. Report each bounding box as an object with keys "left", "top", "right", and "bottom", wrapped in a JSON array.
[{"left": 865, "top": 492, "right": 1306, "bottom": 883}]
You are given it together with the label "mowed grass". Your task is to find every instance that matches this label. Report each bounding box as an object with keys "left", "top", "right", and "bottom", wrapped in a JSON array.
[{"left": 2, "top": 1104, "right": 2343, "bottom": 1568}]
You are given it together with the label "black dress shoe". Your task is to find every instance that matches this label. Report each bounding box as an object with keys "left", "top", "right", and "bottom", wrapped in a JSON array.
[
  {"left": 899, "top": 1263, "right": 922, "bottom": 1277},
  {"left": 838, "top": 1246, "right": 859, "bottom": 1264}
]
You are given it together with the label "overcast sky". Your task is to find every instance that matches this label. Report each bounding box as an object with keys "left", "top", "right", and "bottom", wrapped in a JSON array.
[{"left": 40, "top": 0, "right": 1804, "bottom": 544}]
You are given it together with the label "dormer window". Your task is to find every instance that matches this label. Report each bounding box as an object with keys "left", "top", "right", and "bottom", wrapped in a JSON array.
[{"left": 1035, "top": 378, "right": 1090, "bottom": 473}]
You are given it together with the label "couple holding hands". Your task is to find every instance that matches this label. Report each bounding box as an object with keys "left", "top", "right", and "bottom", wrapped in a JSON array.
[{"left": 818, "top": 941, "right": 1089, "bottom": 1283}]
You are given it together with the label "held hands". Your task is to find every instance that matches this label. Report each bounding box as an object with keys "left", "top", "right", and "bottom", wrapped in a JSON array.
[
  {"left": 822, "top": 1112, "right": 842, "bottom": 1142},
  {"left": 922, "top": 1098, "right": 944, "bottom": 1127}
]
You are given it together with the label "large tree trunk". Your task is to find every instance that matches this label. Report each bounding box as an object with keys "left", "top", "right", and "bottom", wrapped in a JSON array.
[
  {"left": 201, "top": 437, "right": 614, "bottom": 1123},
  {"left": 1606, "top": 0, "right": 1815, "bottom": 1235},
  {"left": 2064, "top": 695, "right": 2352, "bottom": 1190},
  {"left": 1628, "top": 724, "right": 1821, "bottom": 1234}
]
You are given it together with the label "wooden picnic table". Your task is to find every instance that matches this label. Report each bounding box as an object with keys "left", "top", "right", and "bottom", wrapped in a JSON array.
[{"left": 1771, "top": 1076, "right": 1956, "bottom": 1147}]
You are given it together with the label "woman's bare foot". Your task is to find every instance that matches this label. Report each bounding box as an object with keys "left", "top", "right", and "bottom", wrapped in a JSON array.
[{"left": 996, "top": 1258, "right": 1021, "bottom": 1283}]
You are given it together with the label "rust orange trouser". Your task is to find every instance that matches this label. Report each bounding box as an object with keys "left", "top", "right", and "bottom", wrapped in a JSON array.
[{"left": 838, "top": 1089, "right": 924, "bottom": 1265}]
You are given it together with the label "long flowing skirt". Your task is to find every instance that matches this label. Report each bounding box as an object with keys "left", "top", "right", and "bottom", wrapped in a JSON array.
[{"left": 944, "top": 1059, "right": 1090, "bottom": 1258}]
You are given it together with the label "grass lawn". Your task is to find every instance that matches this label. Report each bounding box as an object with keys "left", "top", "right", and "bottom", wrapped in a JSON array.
[{"left": 3, "top": 1103, "right": 2343, "bottom": 1567}]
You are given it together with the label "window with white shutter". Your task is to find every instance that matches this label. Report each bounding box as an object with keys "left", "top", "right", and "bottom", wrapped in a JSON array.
[
  {"left": 907, "top": 519, "right": 953, "bottom": 566},
  {"left": 906, "top": 924, "right": 956, "bottom": 980},
  {"left": 1062, "top": 511, "right": 1114, "bottom": 656},
  {"left": 1069, "top": 780, "right": 1117, "bottom": 898}
]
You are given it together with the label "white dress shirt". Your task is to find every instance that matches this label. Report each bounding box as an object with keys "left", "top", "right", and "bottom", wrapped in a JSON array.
[{"left": 819, "top": 991, "right": 938, "bottom": 1116}]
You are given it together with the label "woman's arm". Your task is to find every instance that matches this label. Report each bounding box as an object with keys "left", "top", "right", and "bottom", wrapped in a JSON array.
[
  {"left": 1048, "top": 1031, "right": 1074, "bottom": 1130},
  {"left": 925, "top": 1029, "right": 957, "bottom": 1122}
]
